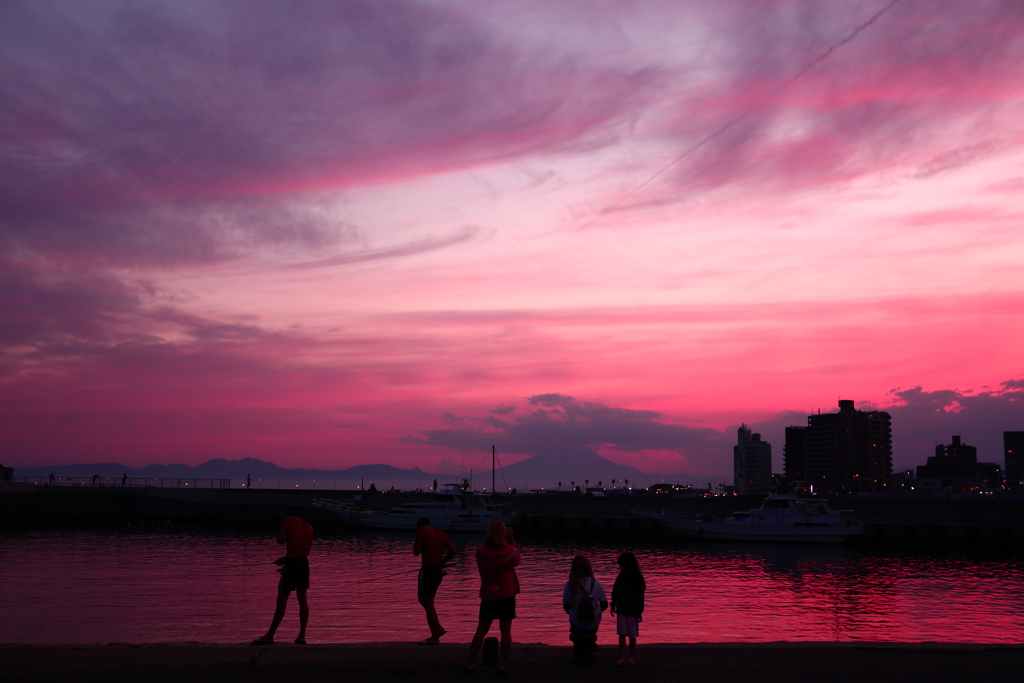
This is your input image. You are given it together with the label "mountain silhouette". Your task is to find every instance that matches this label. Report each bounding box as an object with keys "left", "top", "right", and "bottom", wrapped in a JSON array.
[{"left": 14, "top": 455, "right": 714, "bottom": 490}]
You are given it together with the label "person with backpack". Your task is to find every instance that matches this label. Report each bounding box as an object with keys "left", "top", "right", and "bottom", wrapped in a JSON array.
[{"left": 561, "top": 555, "right": 607, "bottom": 664}]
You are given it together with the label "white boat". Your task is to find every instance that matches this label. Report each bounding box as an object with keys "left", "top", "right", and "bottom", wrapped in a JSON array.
[
  {"left": 632, "top": 495, "right": 865, "bottom": 544},
  {"left": 313, "top": 488, "right": 515, "bottom": 532}
]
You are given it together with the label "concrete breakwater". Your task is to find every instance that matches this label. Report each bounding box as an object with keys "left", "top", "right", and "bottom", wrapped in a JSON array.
[
  {"left": 0, "top": 487, "right": 768, "bottom": 528},
  {"left": 3, "top": 486, "right": 1024, "bottom": 543}
]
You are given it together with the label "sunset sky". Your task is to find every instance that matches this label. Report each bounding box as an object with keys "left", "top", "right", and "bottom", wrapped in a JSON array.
[{"left": 2, "top": 0, "right": 1023, "bottom": 482}]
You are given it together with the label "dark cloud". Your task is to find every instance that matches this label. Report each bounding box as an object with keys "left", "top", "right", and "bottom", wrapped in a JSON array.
[
  {"left": 407, "top": 393, "right": 730, "bottom": 473},
  {"left": 885, "top": 383, "right": 1024, "bottom": 466},
  {"left": 414, "top": 384, "right": 1024, "bottom": 479}
]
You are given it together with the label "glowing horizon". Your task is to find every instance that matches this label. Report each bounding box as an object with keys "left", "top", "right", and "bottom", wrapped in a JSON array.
[{"left": 2, "top": 1, "right": 1023, "bottom": 478}]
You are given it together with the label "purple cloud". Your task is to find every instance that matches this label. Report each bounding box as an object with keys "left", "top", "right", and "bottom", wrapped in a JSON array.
[
  {"left": 1, "top": 0, "right": 661, "bottom": 267},
  {"left": 407, "top": 393, "right": 730, "bottom": 473},
  {"left": 605, "top": 0, "right": 1024, "bottom": 211}
]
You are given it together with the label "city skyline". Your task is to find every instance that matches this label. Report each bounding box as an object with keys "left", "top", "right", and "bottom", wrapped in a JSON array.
[{"left": 3, "top": 1, "right": 1024, "bottom": 477}]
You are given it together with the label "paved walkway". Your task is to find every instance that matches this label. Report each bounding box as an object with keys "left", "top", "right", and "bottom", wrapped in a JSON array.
[{"left": 5, "top": 642, "right": 1023, "bottom": 682}]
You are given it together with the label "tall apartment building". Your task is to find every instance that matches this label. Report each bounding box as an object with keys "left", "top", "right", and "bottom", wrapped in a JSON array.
[
  {"left": 734, "top": 424, "right": 772, "bottom": 495},
  {"left": 803, "top": 400, "right": 892, "bottom": 493},
  {"left": 917, "top": 435, "right": 1001, "bottom": 491},
  {"left": 783, "top": 426, "right": 807, "bottom": 482},
  {"left": 1005, "top": 431, "right": 1024, "bottom": 489}
]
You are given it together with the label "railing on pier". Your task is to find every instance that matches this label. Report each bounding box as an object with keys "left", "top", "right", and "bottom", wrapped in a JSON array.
[{"left": 16, "top": 476, "right": 231, "bottom": 489}]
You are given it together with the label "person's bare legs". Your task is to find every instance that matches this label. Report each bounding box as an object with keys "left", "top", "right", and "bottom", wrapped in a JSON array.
[
  {"left": 627, "top": 635, "right": 636, "bottom": 664},
  {"left": 616, "top": 634, "right": 627, "bottom": 665},
  {"left": 263, "top": 589, "right": 290, "bottom": 642},
  {"left": 419, "top": 594, "right": 443, "bottom": 640},
  {"left": 295, "top": 588, "right": 309, "bottom": 643},
  {"left": 498, "top": 618, "right": 512, "bottom": 671},
  {"left": 466, "top": 618, "right": 493, "bottom": 670}
]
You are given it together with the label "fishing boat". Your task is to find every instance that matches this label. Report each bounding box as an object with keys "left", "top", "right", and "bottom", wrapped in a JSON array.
[
  {"left": 314, "top": 446, "right": 516, "bottom": 531},
  {"left": 312, "top": 486, "right": 515, "bottom": 531},
  {"left": 632, "top": 494, "right": 864, "bottom": 544}
]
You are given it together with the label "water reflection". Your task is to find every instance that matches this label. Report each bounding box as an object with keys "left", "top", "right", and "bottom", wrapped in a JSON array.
[{"left": 1, "top": 525, "right": 1022, "bottom": 644}]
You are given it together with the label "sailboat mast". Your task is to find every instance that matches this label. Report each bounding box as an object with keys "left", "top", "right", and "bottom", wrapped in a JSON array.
[{"left": 492, "top": 444, "right": 496, "bottom": 495}]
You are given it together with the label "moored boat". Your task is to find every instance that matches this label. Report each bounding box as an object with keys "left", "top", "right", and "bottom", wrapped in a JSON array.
[
  {"left": 313, "top": 487, "right": 515, "bottom": 531},
  {"left": 632, "top": 494, "right": 864, "bottom": 544}
]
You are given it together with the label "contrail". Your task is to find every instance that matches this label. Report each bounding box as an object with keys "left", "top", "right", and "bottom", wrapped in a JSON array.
[{"left": 573, "top": 0, "right": 903, "bottom": 233}]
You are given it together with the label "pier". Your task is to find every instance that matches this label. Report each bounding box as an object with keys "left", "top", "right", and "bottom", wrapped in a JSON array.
[{"left": 3, "top": 485, "right": 1024, "bottom": 544}]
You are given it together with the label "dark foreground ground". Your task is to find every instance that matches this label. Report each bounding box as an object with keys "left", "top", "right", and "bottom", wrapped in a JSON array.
[{"left": 4, "top": 642, "right": 1022, "bottom": 683}]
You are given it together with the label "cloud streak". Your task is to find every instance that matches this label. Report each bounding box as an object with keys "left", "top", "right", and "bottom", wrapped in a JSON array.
[{"left": 1, "top": 0, "right": 660, "bottom": 268}]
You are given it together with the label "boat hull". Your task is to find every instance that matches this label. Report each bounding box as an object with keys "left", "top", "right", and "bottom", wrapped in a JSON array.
[
  {"left": 313, "top": 498, "right": 514, "bottom": 531},
  {"left": 633, "top": 510, "right": 864, "bottom": 544}
]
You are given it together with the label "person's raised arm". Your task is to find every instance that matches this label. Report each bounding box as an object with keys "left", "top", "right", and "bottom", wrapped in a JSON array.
[{"left": 272, "top": 519, "right": 289, "bottom": 564}]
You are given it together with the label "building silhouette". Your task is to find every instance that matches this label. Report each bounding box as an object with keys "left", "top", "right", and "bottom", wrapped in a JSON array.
[
  {"left": 783, "top": 426, "right": 807, "bottom": 482},
  {"left": 734, "top": 424, "right": 772, "bottom": 495},
  {"left": 1005, "top": 431, "right": 1024, "bottom": 489},
  {"left": 803, "top": 400, "right": 892, "bottom": 493},
  {"left": 916, "top": 435, "right": 1001, "bottom": 492}
]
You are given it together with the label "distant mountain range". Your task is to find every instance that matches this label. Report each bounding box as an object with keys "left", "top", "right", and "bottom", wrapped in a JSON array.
[{"left": 13, "top": 456, "right": 724, "bottom": 491}]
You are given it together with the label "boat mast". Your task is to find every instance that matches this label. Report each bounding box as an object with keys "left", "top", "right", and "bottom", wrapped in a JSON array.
[{"left": 492, "top": 444, "right": 496, "bottom": 495}]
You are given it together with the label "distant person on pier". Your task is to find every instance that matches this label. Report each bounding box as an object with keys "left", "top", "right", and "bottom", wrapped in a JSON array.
[
  {"left": 562, "top": 554, "right": 607, "bottom": 664},
  {"left": 610, "top": 552, "right": 646, "bottom": 666},
  {"left": 122, "top": 473, "right": 127, "bottom": 487},
  {"left": 414, "top": 517, "right": 456, "bottom": 645},
  {"left": 251, "top": 516, "right": 313, "bottom": 646},
  {"left": 465, "top": 521, "right": 520, "bottom": 676}
]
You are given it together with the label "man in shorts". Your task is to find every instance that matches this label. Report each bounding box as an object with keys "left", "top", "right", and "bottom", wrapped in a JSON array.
[
  {"left": 414, "top": 517, "right": 456, "bottom": 645},
  {"left": 251, "top": 516, "right": 313, "bottom": 645}
]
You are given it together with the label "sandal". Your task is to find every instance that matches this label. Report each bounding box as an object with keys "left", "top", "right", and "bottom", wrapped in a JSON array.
[
  {"left": 249, "top": 636, "right": 274, "bottom": 646},
  {"left": 293, "top": 638, "right": 307, "bottom": 645}
]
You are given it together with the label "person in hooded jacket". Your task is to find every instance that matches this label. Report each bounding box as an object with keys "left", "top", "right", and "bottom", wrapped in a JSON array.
[
  {"left": 562, "top": 554, "right": 608, "bottom": 641},
  {"left": 465, "top": 521, "right": 520, "bottom": 676}
]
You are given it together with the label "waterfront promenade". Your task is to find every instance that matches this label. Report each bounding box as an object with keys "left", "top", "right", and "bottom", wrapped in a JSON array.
[{"left": 4, "top": 642, "right": 1022, "bottom": 683}]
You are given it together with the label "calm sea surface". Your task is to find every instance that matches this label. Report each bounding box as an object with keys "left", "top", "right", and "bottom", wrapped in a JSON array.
[{"left": 2, "top": 524, "right": 1022, "bottom": 644}]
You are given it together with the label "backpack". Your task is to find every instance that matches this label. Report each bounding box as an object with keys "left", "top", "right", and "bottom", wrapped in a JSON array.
[{"left": 576, "top": 578, "right": 596, "bottom": 622}]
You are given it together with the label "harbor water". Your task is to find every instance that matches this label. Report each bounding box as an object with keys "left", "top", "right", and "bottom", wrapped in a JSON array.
[{"left": 2, "top": 524, "right": 1022, "bottom": 644}]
